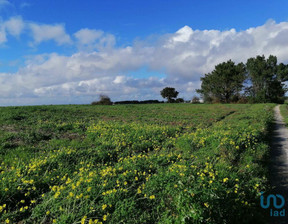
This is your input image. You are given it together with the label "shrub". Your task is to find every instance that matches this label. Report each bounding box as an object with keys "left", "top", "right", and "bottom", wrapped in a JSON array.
[
  {"left": 191, "top": 96, "right": 200, "bottom": 104},
  {"left": 175, "top": 98, "right": 184, "bottom": 103},
  {"left": 91, "top": 95, "right": 113, "bottom": 105}
]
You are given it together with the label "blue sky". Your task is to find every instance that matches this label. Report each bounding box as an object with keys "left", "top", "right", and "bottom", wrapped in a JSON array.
[
  {"left": 10, "top": 0, "right": 288, "bottom": 34},
  {"left": 1, "top": 0, "right": 288, "bottom": 105}
]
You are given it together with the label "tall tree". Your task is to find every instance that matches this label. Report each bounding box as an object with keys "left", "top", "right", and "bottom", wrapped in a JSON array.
[
  {"left": 197, "top": 60, "right": 246, "bottom": 103},
  {"left": 160, "top": 87, "right": 179, "bottom": 103},
  {"left": 246, "top": 55, "right": 288, "bottom": 103}
]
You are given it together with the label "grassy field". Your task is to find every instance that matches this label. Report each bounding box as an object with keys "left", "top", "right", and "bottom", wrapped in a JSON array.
[
  {"left": 280, "top": 104, "right": 288, "bottom": 124},
  {"left": 0, "top": 104, "right": 274, "bottom": 224}
]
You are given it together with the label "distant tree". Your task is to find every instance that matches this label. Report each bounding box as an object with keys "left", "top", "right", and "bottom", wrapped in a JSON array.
[
  {"left": 114, "top": 100, "right": 164, "bottom": 104},
  {"left": 196, "top": 60, "right": 246, "bottom": 103},
  {"left": 175, "top": 98, "right": 184, "bottom": 103},
  {"left": 160, "top": 87, "right": 179, "bottom": 103},
  {"left": 246, "top": 55, "right": 288, "bottom": 103},
  {"left": 191, "top": 96, "right": 200, "bottom": 104},
  {"left": 91, "top": 95, "right": 113, "bottom": 105}
]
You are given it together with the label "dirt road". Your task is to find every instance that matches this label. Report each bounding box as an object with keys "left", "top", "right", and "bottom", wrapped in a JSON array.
[{"left": 269, "top": 105, "right": 288, "bottom": 223}]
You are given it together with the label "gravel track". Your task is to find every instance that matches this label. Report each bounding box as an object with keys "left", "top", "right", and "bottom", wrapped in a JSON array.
[{"left": 269, "top": 105, "right": 288, "bottom": 223}]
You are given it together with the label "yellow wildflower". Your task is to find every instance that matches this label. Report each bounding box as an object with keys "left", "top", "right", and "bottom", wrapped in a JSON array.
[
  {"left": 223, "top": 178, "right": 229, "bottom": 183},
  {"left": 81, "top": 216, "right": 87, "bottom": 224},
  {"left": 149, "top": 195, "right": 155, "bottom": 199}
]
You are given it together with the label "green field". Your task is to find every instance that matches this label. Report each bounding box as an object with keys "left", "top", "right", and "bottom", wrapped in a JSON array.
[
  {"left": 280, "top": 104, "right": 288, "bottom": 125},
  {"left": 0, "top": 104, "right": 274, "bottom": 223}
]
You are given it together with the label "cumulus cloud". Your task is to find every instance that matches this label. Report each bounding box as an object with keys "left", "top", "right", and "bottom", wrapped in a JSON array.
[
  {"left": 33, "top": 76, "right": 169, "bottom": 100},
  {"left": 0, "top": 17, "right": 73, "bottom": 46},
  {"left": 74, "top": 28, "right": 104, "bottom": 45},
  {"left": 29, "top": 23, "right": 71, "bottom": 45},
  {"left": 4, "top": 16, "right": 25, "bottom": 36},
  {"left": 0, "top": 16, "right": 24, "bottom": 44},
  {"left": 146, "top": 20, "right": 288, "bottom": 81},
  {"left": 74, "top": 28, "right": 116, "bottom": 51},
  {"left": 2, "top": 20, "right": 288, "bottom": 105}
]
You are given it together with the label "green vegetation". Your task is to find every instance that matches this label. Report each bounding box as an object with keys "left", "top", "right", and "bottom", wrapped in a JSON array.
[
  {"left": 160, "top": 87, "right": 180, "bottom": 103},
  {"left": 246, "top": 55, "right": 287, "bottom": 103},
  {"left": 0, "top": 104, "right": 274, "bottom": 223},
  {"left": 197, "top": 55, "right": 288, "bottom": 103},
  {"left": 91, "top": 95, "right": 113, "bottom": 106},
  {"left": 197, "top": 60, "right": 246, "bottom": 103},
  {"left": 280, "top": 104, "right": 288, "bottom": 125}
]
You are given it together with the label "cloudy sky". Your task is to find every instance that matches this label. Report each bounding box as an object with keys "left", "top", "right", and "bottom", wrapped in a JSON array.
[{"left": 1, "top": 0, "right": 288, "bottom": 105}]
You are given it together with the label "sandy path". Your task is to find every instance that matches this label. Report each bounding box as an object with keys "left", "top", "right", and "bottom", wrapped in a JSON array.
[{"left": 269, "top": 105, "right": 288, "bottom": 223}]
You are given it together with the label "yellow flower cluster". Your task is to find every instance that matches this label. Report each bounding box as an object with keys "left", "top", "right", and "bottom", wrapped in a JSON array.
[{"left": 0, "top": 104, "right": 273, "bottom": 223}]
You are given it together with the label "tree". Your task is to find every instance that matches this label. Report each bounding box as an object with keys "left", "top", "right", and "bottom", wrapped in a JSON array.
[
  {"left": 246, "top": 55, "right": 288, "bottom": 103},
  {"left": 191, "top": 96, "right": 200, "bottom": 104},
  {"left": 196, "top": 60, "right": 246, "bottom": 103},
  {"left": 160, "top": 87, "right": 179, "bottom": 103},
  {"left": 91, "top": 95, "right": 113, "bottom": 105}
]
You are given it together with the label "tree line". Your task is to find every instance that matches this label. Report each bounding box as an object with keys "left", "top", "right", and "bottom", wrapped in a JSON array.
[
  {"left": 92, "top": 88, "right": 185, "bottom": 105},
  {"left": 92, "top": 95, "right": 165, "bottom": 105},
  {"left": 197, "top": 55, "right": 288, "bottom": 103},
  {"left": 92, "top": 54, "right": 288, "bottom": 105}
]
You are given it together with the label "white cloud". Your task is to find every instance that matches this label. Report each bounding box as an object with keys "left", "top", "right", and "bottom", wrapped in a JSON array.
[
  {"left": 74, "top": 28, "right": 116, "bottom": 51},
  {"left": 2, "top": 20, "right": 288, "bottom": 105},
  {"left": 0, "top": 17, "right": 72, "bottom": 46},
  {"left": 33, "top": 76, "right": 168, "bottom": 100},
  {"left": 0, "top": 17, "right": 24, "bottom": 44},
  {"left": 29, "top": 23, "right": 71, "bottom": 45},
  {"left": 171, "top": 25, "right": 193, "bottom": 43},
  {"left": 113, "top": 76, "right": 126, "bottom": 84},
  {"left": 74, "top": 28, "right": 103, "bottom": 45},
  {"left": 0, "top": 26, "right": 7, "bottom": 43},
  {"left": 149, "top": 20, "right": 288, "bottom": 80},
  {"left": 4, "top": 16, "right": 25, "bottom": 36}
]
